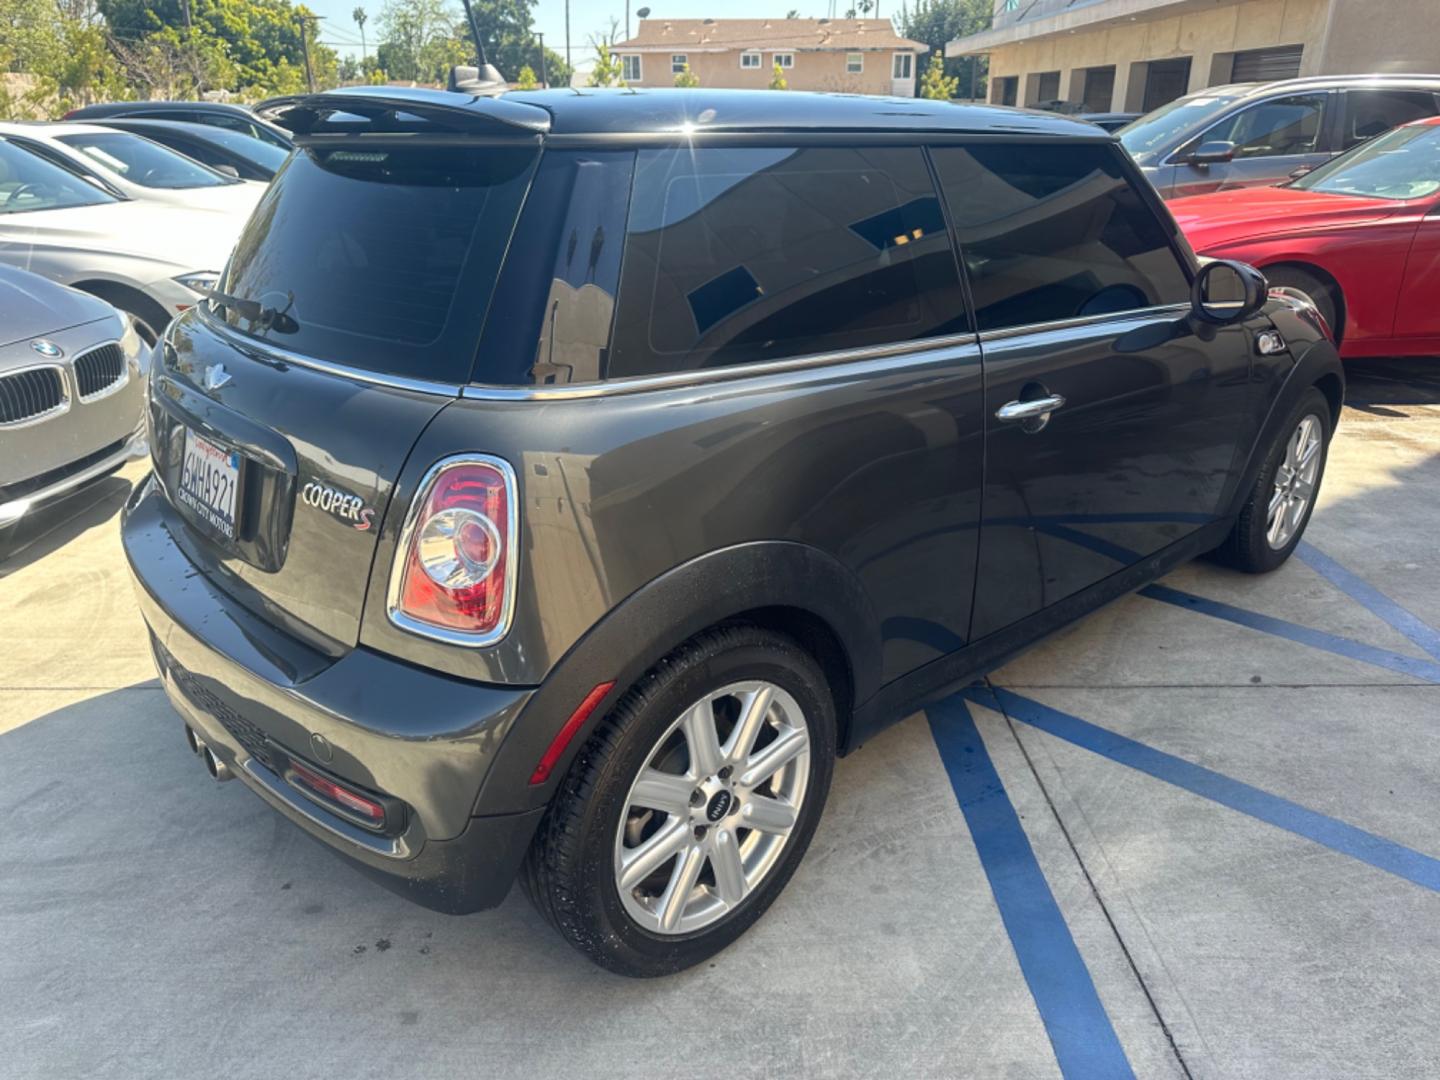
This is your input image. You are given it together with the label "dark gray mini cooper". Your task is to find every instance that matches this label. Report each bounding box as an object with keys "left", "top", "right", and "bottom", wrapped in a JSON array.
[{"left": 123, "top": 87, "right": 1343, "bottom": 976}]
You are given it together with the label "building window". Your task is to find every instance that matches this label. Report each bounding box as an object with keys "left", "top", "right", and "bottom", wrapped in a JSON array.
[
  {"left": 892, "top": 53, "right": 913, "bottom": 80},
  {"left": 846, "top": 52, "right": 863, "bottom": 74},
  {"left": 622, "top": 54, "right": 642, "bottom": 81},
  {"left": 741, "top": 51, "right": 762, "bottom": 69},
  {"left": 671, "top": 54, "right": 688, "bottom": 74},
  {"left": 774, "top": 53, "right": 794, "bottom": 69}
]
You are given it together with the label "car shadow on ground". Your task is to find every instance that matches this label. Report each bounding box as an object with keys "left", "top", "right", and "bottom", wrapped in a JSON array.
[
  {"left": 1342, "top": 357, "right": 1440, "bottom": 413},
  {"left": 0, "top": 473, "right": 136, "bottom": 576}
]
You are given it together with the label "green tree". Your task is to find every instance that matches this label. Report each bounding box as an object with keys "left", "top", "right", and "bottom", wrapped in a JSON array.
[
  {"left": 673, "top": 61, "right": 697, "bottom": 88},
  {"left": 769, "top": 60, "right": 787, "bottom": 90},
  {"left": 353, "top": 5, "right": 369, "bottom": 60},
  {"left": 515, "top": 62, "right": 536, "bottom": 88},
  {"left": 1, "top": 0, "right": 129, "bottom": 115},
  {"left": 917, "top": 51, "right": 956, "bottom": 100},
  {"left": 586, "top": 39, "right": 622, "bottom": 87},
  {"left": 901, "top": 0, "right": 990, "bottom": 99},
  {"left": 374, "top": 0, "right": 569, "bottom": 87}
]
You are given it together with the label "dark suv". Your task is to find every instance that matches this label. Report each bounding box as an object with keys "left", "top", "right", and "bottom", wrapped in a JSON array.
[{"left": 123, "top": 87, "right": 1343, "bottom": 976}]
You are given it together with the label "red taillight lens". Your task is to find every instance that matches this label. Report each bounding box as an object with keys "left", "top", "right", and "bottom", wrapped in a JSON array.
[
  {"left": 288, "top": 760, "right": 386, "bottom": 825},
  {"left": 389, "top": 456, "right": 517, "bottom": 643}
]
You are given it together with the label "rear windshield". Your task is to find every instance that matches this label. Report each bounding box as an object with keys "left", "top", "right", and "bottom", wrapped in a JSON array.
[
  {"left": 215, "top": 143, "right": 538, "bottom": 383},
  {"left": 57, "top": 131, "right": 236, "bottom": 188}
]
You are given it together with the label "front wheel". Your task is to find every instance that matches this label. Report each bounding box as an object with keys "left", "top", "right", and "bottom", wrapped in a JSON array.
[
  {"left": 1214, "top": 386, "right": 1332, "bottom": 573},
  {"left": 522, "top": 625, "right": 836, "bottom": 976}
]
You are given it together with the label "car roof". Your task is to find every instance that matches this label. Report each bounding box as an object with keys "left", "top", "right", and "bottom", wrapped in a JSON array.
[
  {"left": 74, "top": 100, "right": 258, "bottom": 117},
  {"left": 1190, "top": 73, "right": 1440, "bottom": 104},
  {"left": 0, "top": 121, "right": 123, "bottom": 138},
  {"left": 259, "top": 86, "right": 1112, "bottom": 139}
]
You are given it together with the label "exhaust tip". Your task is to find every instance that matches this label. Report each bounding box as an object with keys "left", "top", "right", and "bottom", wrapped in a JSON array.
[
  {"left": 184, "top": 725, "right": 202, "bottom": 756},
  {"left": 202, "top": 745, "right": 234, "bottom": 782}
]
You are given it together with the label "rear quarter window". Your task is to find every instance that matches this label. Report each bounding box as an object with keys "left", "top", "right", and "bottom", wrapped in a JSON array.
[
  {"left": 931, "top": 142, "right": 1191, "bottom": 332},
  {"left": 216, "top": 143, "right": 538, "bottom": 383},
  {"left": 606, "top": 145, "right": 969, "bottom": 378}
]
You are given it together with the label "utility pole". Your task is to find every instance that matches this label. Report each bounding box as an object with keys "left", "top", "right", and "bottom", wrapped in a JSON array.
[
  {"left": 565, "top": 0, "right": 571, "bottom": 74},
  {"left": 298, "top": 14, "right": 317, "bottom": 92},
  {"left": 625, "top": 0, "right": 630, "bottom": 41},
  {"left": 537, "top": 32, "right": 548, "bottom": 87}
]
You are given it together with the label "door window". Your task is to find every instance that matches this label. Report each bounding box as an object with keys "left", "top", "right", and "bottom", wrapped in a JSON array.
[
  {"left": 621, "top": 55, "right": 642, "bottom": 81},
  {"left": 931, "top": 142, "right": 1191, "bottom": 332},
  {"left": 1339, "top": 89, "right": 1440, "bottom": 149},
  {"left": 606, "top": 146, "right": 969, "bottom": 378},
  {"left": 1198, "top": 93, "right": 1328, "bottom": 158}
]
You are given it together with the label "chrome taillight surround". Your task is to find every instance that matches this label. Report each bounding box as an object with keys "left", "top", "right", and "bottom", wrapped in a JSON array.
[{"left": 385, "top": 453, "right": 520, "bottom": 648}]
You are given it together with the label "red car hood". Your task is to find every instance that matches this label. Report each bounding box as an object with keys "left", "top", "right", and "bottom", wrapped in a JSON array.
[{"left": 1170, "top": 186, "right": 1400, "bottom": 252}]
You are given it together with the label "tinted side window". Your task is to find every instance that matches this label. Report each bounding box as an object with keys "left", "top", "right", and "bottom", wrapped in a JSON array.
[
  {"left": 1201, "top": 93, "right": 1328, "bottom": 158},
  {"left": 932, "top": 143, "right": 1190, "bottom": 332},
  {"left": 607, "top": 146, "right": 969, "bottom": 378},
  {"left": 1340, "top": 89, "right": 1440, "bottom": 149}
]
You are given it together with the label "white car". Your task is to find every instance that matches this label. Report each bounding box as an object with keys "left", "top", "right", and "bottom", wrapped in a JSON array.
[
  {"left": 0, "top": 121, "right": 265, "bottom": 217},
  {"left": 0, "top": 135, "right": 248, "bottom": 343}
]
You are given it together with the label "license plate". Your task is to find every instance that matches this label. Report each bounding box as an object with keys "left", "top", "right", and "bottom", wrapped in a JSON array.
[{"left": 177, "top": 428, "right": 241, "bottom": 539}]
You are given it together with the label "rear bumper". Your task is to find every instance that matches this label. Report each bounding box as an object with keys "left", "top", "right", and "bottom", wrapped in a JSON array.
[{"left": 122, "top": 474, "right": 543, "bottom": 913}]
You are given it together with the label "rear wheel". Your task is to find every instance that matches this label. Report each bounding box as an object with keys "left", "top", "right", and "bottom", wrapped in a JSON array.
[
  {"left": 1214, "top": 386, "right": 1331, "bottom": 573},
  {"left": 1265, "top": 266, "right": 1340, "bottom": 341},
  {"left": 523, "top": 625, "right": 836, "bottom": 976}
]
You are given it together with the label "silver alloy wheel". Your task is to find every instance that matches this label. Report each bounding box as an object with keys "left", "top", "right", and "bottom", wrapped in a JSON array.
[
  {"left": 614, "top": 680, "right": 811, "bottom": 936},
  {"left": 1267, "top": 413, "right": 1323, "bottom": 550}
]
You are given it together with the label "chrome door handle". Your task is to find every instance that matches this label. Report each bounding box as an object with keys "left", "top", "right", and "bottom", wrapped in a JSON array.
[{"left": 996, "top": 394, "right": 1066, "bottom": 423}]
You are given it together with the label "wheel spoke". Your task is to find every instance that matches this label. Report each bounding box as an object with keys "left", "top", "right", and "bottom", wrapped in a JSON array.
[
  {"left": 725, "top": 684, "right": 773, "bottom": 766},
  {"left": 709, "top": 829, "right": 747, "bottom": 905},
  {"left": 619, "top": 818, "right": 690, "bottom": 891},
  {"left": 1267, "top": 500, "right": 1287, "bottom": 546},
  {"left": 1292, "top": 476, "right": 1314, "bottom": 503},
  {"left": 740, "top": 794, "right": 797, "bottom": 835},
  {"left": 1298, "top": 433, "right": 1321, "bottom": 470},
  {"left": 657, "top": 842, "right": 706, "bottom": 932},
  {"left": 681, "top": 699, "right": 723, "bottom": 779},
  {"left": 1268, "top": 485, "right": 1287, "bottom": 519},
  {"left": 738, "top": 727, "right": 807, "bottom": 789},
  {"left": 630, "top": 769, "right": 694, "bottom": 817}
]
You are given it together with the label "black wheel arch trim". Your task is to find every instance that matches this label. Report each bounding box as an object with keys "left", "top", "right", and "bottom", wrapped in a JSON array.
[{"left": 474, "top": 540, "right": 882, "bottom": 815}]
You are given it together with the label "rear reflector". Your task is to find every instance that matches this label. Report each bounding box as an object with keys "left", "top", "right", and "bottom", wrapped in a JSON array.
[
  {"left": 288, "top": 759, "right": 386, "bottom": 824},
  {"left": 529, "top": 682, "right": 616, "bottom": 786}
]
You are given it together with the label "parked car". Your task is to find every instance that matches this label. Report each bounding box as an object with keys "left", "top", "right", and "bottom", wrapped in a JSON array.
[
  {"left": 64, "top": 100, "right": 293, "bottom": 151},
  {"left": 123, "top": 87, "right": 1343, "bottom": 977},
  {"left": 1119, "top": 74, "right": 1440, "bottom": 198},
  {"left": 1078, "top": 111, "right": 1140, "bottom": 132},
  {"left": 1171, "top": 115, "right": 1440, "bottom": 358},
  {"left": 0, "top": 135, "right": 244, "bottom": 342},
  {"left": 0, "top": 122, "right": 265, "bottom": 216},
  {"left": 0, "top": 265, "right": 148, "bottom": 543},
  {"left": 84, "top": 118, "right": 290, "bottom": 182}
]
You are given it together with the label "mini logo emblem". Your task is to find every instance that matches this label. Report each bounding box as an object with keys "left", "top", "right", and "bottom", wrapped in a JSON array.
[
  {"left": 302, "top": 480, "right": 376, "bottom": 531},
  {"left": 30, "top": 339, "right": 62, "bottom": 359},
  {"left": 204, "top": 364, "right": 231, "bottom": 391},
  {"left": 706, "top": 790, "right": 733, "bottom": 823}
]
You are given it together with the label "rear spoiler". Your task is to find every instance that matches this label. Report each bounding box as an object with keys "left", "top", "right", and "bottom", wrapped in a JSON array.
[{"left": 255, "top": 86, "right": 550, "bottom": 137}]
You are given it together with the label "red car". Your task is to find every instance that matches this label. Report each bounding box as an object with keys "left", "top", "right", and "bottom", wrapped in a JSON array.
[{"left": 1170, "top": 116, "right": 1440, "bottom": 358}]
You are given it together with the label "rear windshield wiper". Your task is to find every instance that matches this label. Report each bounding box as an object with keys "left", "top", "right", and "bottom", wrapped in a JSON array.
[{"left": 203, "top": 288, "right": 298, "bottom": 333}]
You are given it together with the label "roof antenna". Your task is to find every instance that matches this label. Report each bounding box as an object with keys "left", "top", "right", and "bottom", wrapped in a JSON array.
[{"left": 449, "top": 0, "right": 507, "bottom": 95}]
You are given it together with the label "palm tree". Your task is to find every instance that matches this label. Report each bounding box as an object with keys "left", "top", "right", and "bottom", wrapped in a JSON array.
[{"left": 353, "top": 6, "right": 368, "bottom": 64}]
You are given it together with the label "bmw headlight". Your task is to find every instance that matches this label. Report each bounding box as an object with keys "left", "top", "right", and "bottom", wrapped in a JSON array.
[{"left": 174, "top": 271, "right": 221, "bottom": 296}]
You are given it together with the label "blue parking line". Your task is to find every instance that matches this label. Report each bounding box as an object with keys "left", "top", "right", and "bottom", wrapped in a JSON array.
[
  {"left": 972, "top": 686, "right": 1440, "bottom": 895},
  {"left": 927, "top": 696, "right": 1137, "bottom": 1080},
  {"left": 1140, "top": 583, "right": 1440, "bottom": 684},
  {"left": 1297, "top": 542, "right": 1440, "bottom": 662}
]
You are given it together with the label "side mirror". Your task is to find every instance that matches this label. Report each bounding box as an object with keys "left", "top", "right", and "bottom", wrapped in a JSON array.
[
  {"left": 1188, "top": 140, "right": 1236, "bottom": 165},
  {"left": 214, "top": 164, "right": 240, "bottom": 178},
  {"left": 1192, "top": 259, "right": 1268, "bottom": 325}
]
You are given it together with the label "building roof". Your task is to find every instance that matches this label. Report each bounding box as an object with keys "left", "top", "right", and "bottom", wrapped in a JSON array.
[
  {"left": 616, "top": 17, "right": 928, "bottom": 54},
  {"left": 261, "top": 85, "right": 1112, "bottom": 139}
]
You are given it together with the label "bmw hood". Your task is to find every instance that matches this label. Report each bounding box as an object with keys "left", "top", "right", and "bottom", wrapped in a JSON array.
[
  {"left": 0, "top": 264, "right": 116, "bottom": 349},
  {"left": 1170, "top": 186, "right": 1400, "bottom": 251}
]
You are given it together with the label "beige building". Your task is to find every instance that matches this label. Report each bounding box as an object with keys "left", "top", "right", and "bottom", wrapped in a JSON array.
[
  {"left": 947, "top": 0, "right": 1440, "bottom": 113},
  {"left": 613, "top": 18, "right": 929, "bottom": 97}
]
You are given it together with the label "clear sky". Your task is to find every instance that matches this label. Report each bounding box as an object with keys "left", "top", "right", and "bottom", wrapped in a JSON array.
[{"left": 308, "top": 0, "right": 904, "bottom": 76}]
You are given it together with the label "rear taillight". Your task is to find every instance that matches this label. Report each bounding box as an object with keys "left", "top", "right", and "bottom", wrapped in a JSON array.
[
  {"left": 387, "top": 455, "right": 518, "bottom": 646},
  {"left": 287, "top": 759, "right": 387, "bottom": 826}
]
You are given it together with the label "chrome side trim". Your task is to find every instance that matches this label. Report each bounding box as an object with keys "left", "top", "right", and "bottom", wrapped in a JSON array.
[
  {"left": 73, "top": 339, "right": 129, "bottom": 404},
  {"left": 976, "top": 304, "right": 1192, "bottom": 343},
  {"left": 385, "top": 453, "right": 521, "bottom": 649},
  {"left": 0, "top": 362, "right": 70, "bottom": 429},
  {"left": 194, "top": 308, "right": 465, "bottom": 398},
  {"left": 460, "top": 331, "right": 983, "bottom": 401}
]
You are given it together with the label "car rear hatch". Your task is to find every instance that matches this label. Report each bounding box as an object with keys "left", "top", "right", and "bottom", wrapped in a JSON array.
[{"left": 147, "top": 90, "right": 550, "bottom": 654}]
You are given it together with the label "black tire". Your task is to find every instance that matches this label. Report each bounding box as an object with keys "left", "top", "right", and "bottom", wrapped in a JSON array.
[
  {"left": 522, "top": 625, "right": 837, "bottom": 977},
  {"left": 1265, "top": 266, "right": 1340, "bottom": 341},
  {"left": 1214, "top": 386, "right": 1332, "bottom": 573}
]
